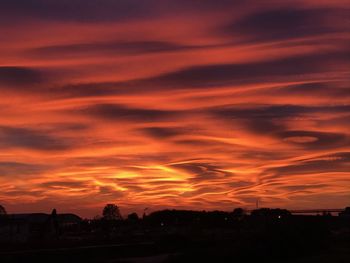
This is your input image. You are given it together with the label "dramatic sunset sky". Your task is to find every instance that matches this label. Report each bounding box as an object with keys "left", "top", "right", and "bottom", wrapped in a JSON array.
[{"left": 0, "top": 0, "right": 349, "bottom": 217}]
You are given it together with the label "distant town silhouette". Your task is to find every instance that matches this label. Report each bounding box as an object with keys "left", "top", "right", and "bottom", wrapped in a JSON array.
[{"left": 1, "top": 204, "right": 349, "bottom": 262}]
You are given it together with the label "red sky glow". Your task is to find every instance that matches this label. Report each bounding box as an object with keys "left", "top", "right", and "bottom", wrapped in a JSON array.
[{"left": 0, "top": 0, "right": 349, "bottom": 217}]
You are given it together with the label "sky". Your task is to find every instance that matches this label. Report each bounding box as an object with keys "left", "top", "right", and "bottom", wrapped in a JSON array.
[{"left": 0, "top": 0, "right": 349, "bottom": 218}]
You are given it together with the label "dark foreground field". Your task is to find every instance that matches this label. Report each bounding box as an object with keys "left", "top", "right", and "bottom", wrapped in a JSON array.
[{"left": 1, "top": 237, "right": 350, "bottom": 263}]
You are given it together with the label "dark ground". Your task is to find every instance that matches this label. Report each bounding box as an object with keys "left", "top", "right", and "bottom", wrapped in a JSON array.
[{"left": 1, "top": 211, "right": 350, "bottom": 263}]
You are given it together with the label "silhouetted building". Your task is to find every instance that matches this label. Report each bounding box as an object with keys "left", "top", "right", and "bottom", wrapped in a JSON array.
[
  {"left": 250, "top": 208, "right": 291, "bottom": 219},
  {"left": 232, "top": 208, "right": 246, "bottom": 220},
  {"left": 339, "top": 207, "right": 350, "bottom": 218},
  {"left": 0, "top": 212, "right": 81, "bottom": 243}
]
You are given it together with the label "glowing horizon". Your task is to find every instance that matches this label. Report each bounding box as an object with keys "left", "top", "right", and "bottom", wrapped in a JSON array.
[{"left": 0, "top": 0, "right": 349, "bottom": 217}]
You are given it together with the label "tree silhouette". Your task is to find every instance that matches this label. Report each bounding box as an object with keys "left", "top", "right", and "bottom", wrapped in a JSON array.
[
  {"left": 102, "top": 204, "right": 122, "bottom": 220},
  {"left": 127, "top": 212, "right": 139, "bottom": 221},
  {"left": 0, "top": 205, "right": 7, "bottom": 216}
]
